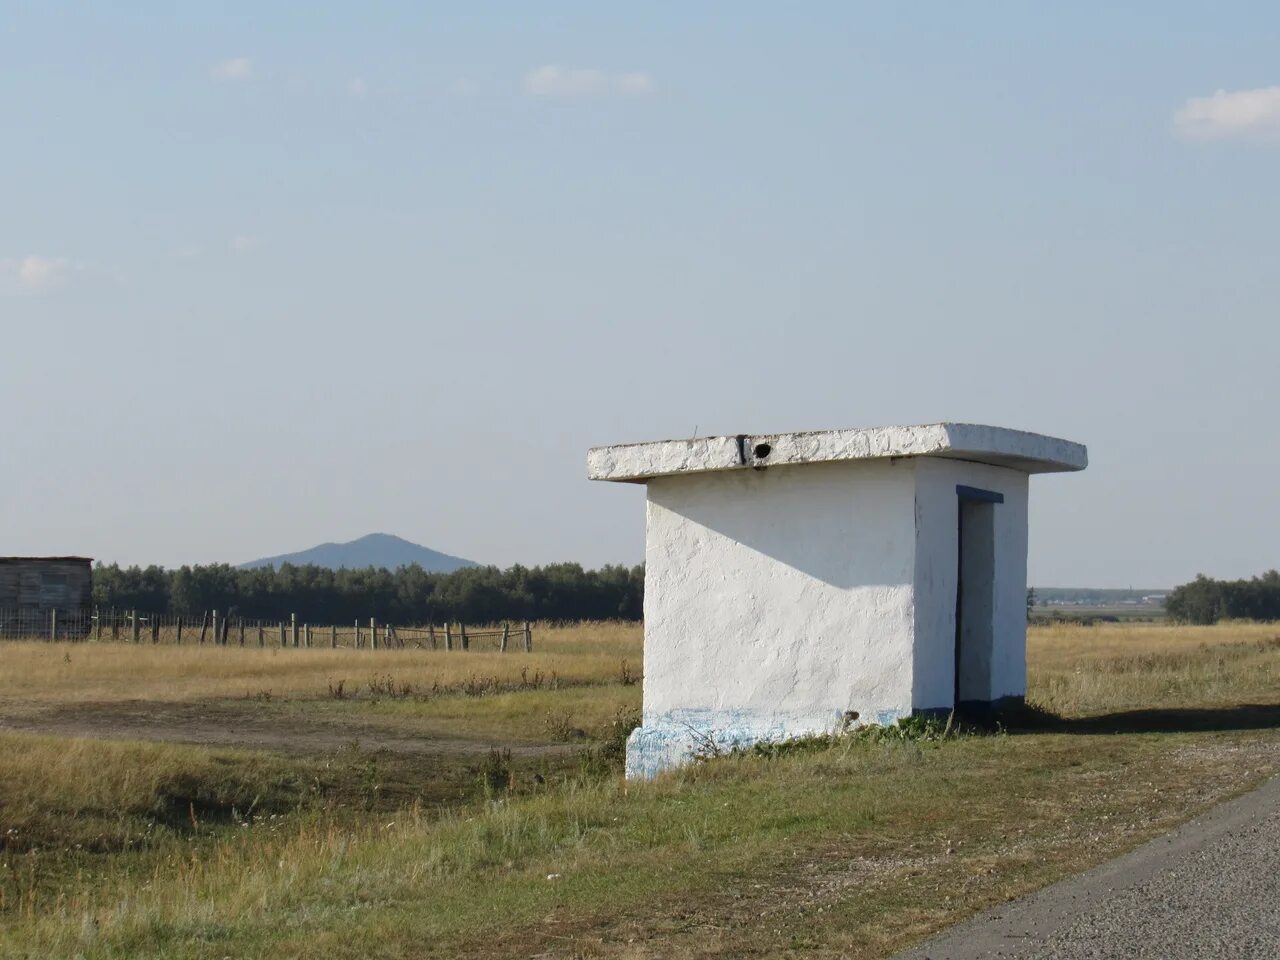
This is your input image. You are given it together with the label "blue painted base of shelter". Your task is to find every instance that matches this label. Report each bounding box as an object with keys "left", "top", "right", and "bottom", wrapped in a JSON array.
[
  {"left": 624, "top": 698, "right": 1028, "bottom": 779},
  {"left": 624, "top": 707, "right": 909, "bottom": 780}
]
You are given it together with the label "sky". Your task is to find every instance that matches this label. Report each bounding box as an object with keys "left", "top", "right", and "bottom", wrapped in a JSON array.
[{"left": 3, "top": 2, "right": 1279, "bottom": 587}]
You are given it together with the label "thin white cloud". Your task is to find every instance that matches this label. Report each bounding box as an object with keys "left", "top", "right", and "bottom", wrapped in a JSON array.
[
  {"left": 449, "top": 77, "right": 478, "bottom": 97},
  {"left": 615, "top": 72, "right": 655, "bottom": 96},
  {"left": 229, "top": 235, "right": 261, "bottom": 253},
  {"left": 0, "top": 255, "right": 70, "bottom": 292},
  {"left": 525, "top": 65, "right": 608, "bottom": 97},
  {"left": 523, "top": 65, "right": 655, "bottom": 98},
  {"left": 212, "top": 57, "right": 253, "bottom": 82},
  {"left": 348, "top": 77, "right": 368, "bottom": 98},
  {"left": 1174, "top": 86, "right": 1280, "bottom": 141}
]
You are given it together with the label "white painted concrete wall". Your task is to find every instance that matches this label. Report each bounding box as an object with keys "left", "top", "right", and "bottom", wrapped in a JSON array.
[
  {"left": 631, "top": 459, "right": 919, "bottom": 777},
  {"left": 911, "top": 458, "right": 1029, "bottom": 712},
  {"left": 627, "top": 454, "right": 1034, "bottom": 778}
]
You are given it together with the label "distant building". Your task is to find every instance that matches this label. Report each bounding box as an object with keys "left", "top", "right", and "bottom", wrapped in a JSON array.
[
  {"left": 589, "top": 423, "right": 1088, "bottom": 778},
  {"left": 0, "top": 557, "right": 93, "bottom": 616}
]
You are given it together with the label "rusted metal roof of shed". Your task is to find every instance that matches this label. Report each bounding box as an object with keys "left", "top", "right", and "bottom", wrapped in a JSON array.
[{"left": 0, "top": 557, "right": 94, "bottom": 564}]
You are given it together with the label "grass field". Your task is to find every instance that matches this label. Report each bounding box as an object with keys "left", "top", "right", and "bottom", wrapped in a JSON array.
[
  {"left": 0, "top": 620, "right": 1277, "bottom": 958},
  {"left": 1032, "top": 604, "right": 1166, "bottom": 623},
  {"left": 0, "top": 620, "right": 639, "bottom": 703}
]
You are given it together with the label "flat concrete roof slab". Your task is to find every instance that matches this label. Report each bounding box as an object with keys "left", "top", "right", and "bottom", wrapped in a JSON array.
[{"left": 587, "top": 423, "right": 1087, "bottom": 482}]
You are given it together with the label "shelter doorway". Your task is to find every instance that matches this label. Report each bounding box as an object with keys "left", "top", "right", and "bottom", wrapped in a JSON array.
[{"left": 954, "top": 486, "right": 1002, "bottom": 713}]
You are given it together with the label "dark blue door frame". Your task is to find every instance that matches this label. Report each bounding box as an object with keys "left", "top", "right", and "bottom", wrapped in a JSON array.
[{"left": 954, "top": 485, "right": 1002, "bottom": 711}]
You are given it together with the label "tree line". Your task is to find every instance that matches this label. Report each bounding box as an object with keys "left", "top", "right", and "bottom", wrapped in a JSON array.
[
  {"left": 1164, "top": 570, "right": 1280, "bottom": 624},
  {"left": 91, "top": 562, "right": 644, "bottom": 624}
]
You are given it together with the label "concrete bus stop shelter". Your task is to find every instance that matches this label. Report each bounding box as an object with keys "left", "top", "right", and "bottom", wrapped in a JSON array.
[{"left": 587, "top": 422, "right": 1088, "bottom": 779}]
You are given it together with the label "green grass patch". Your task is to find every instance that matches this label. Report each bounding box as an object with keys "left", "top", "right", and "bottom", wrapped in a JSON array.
[
  {"left": 2, "top": 724, "right": 1276, "bottom": 958},
  {"left": 277, "top": 682, "right": 641, "bottom": 744},
  {"left": 1, "top": 625, "right": 1278, "bottom": 958},
  {"left": 0, "top": 734, "right": 313, "bottom": 853}
]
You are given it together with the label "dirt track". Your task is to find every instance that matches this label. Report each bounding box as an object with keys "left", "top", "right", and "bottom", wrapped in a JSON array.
[{"left": 0, "top": 699, "right": 573, "bottom": 758}]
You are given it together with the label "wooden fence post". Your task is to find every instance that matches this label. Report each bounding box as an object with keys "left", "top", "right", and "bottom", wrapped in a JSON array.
[
  {"left": 239, "top": 621, "right": 245, "bottom": 646},
  {"left": 445, "top": 623, "right": 452, "bottom": 651},
  {"left": 94, "top": 607, "right": 102, "bottom": 642},
  {"left": 523, "top": 621, "right": 532, "bottom": 653},
  {"left": 258, "top": 623, "right": 265, "bottom": 647},
  {"left": 49, "top": 609, "right": 57, "bottom": 642},
  {"left": 221, "top": 615, "right": 230, "bottom": 646},
  {"left": 303, "top": 624, "right": 310, "bottom": 648},
  {"left": 152, "top": 618, "right": 160, "bottom": 644},
  {"left": 385, "top": 623, "right": 393, "bottom": 648},
  {"left": 176, "top": 617, "right": 183, "bottom": 645},
  {"left": 291, "top": 613, "right": 298, "bottom": 648},
  {"left": 330, "top": 624, "right": 337, "bottom": 649},
  {"left": 355, "top": 619, "right": 361, "bottom": 649},
  {"left": 500, "top": 622, "right": 510, "bottom": 653},
  {"left": 370, "top": 617, "right": 378, "bottom": 651},
  {"left": 279, "top": 622, "right": 286, "bottom": 647},
  {"left": 131, "top": 610, "right": 140, "bottom": 644},
  {"left": 460, "top": 623, "right": 469, "bottom": 651},
  {"left": 210, "top": 610, "right": 218, "bottom": 647},
  {"left": 428, "top": 624, "right": 437, "bottom": 650}
]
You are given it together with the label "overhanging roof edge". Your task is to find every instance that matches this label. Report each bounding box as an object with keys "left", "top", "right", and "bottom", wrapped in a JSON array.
[{"left": 586, "top": 422, "right": 1087, "bottom": 482}]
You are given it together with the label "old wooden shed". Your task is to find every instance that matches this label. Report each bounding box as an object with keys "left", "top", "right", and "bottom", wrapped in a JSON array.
[{"left": 0, "top": 557, "right": 94, "bottom": 615}]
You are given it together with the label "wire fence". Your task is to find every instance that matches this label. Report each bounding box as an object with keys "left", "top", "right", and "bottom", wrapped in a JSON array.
[{"left": 0, "top": 608, "right": 534, "bottom": 652}]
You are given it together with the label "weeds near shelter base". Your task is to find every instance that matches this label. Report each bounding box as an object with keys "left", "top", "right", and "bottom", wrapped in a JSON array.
[
  {"left": 704, "top": 714, "right": 982, "bottom": 764},
  {"left": 579, "top": 708, "right": 641, "bottom": 778},
  {"left": 480, "top": 748, "right": 514, "bottom": 799},
  {"left": 544, "top": 711, "right": 586, "bottom": 742}
]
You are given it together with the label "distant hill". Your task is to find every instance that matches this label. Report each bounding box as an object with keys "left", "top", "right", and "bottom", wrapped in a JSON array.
[{"left": 239, "top": 534, "right": 477, "bottom": 573}]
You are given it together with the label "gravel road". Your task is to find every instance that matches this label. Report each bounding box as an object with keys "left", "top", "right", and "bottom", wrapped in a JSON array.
[{"left": 894, "top": 774, "right": 1280, "bottom": 959}]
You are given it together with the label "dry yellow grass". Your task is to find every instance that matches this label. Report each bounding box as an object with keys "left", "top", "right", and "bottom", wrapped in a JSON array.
[
  {"left": 1, "top": 620, "right": 1279, "bottom": 959},
  {"left": 0, "top": 620, "right": 642, "bottom": 704},
  {"left": 1028, "top": 621, "right": 1280, "bottom": 715},
  {"left": 0, "top": 733, "right": 310, "bottom": 851},
  {"left": 298, "top": 683, "right": 639, "bottom": 742},
  {"left": 6, "top": 618, "right": 1276, "bottom": 718}
]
